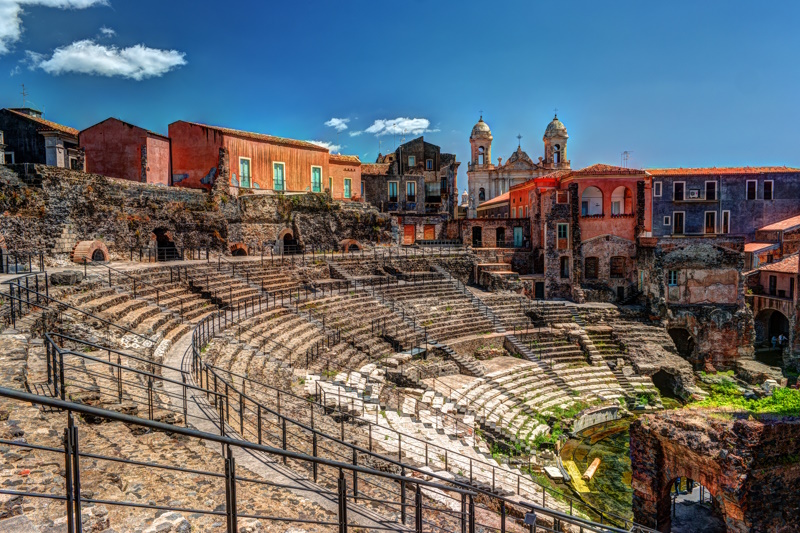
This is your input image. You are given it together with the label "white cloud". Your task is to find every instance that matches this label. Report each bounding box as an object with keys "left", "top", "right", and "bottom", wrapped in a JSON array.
[
  {"left": 349, "top": 130, "right": 363, "bottom": 137},
  {"left": 0, "top": 0, "right": 107, "bottom": 55},
  {"left": 364, "top": 117, "right": 433, "bottom": 136},
  {"left": 307, "top": 140, "right": 342, "bottom": 153},
  {"left": 324, "top": 117, "right": 349, "bottom": 132},
  {"left": 29, "top": 39, "right": 186, "bottom": 80},
  {"left": 99, "top": 26, "right": 115, "bottom": 37},
  {"left": 9, "top": 65, "right": 20, "bottom": 76}
]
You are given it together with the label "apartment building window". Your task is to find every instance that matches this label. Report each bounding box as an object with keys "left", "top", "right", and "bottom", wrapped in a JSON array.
[
  {"left": 764, "top": 180, "right": 774, "bottom": 200},
  {"left": 2, "top": 152, "right": 14, "bottom": 164},
  {"left": 610, "top": 257, "right": 625, "bottom": 278},
  {"left": 705, "top": 211, "right": 717, "bottom": 234},
  {"left": 705, "top": 181, "right": 717, "bottom": 200},
  {"left": 512, "top": 207, "right": 516, "bottom": 218},
  {"left": 664, "top": 215, "right": 671, "bottom": 226},
  {"left": 557, "top": 223, "right": 569, "bottom": 249},
  {"left": 560, "top": 256, "right": 570, "bottom": 279},
  {"left": 406, "top": 181, "right": 416, "bottom": 202},
  {"left": 746, "top": 180, "right": 757, "bottom": 200},
  {"left": 585, "top": 257, "right": 599, "bottom": 279},
  {"left": 668, "top": 270, "right": 678, "bottom": 286},
  {"left": 653, "top": 182, "right": 662, "bottom": 197},
  {"left": 673, "top": 212, "right": 685, "bottom": 235},
  {"left": 769, "top": 275, "right": 777, "bottom": 296},
  {"left": 556, "top": 190, "right": 569, "bottom": 204},
  {"left": 673, "top": 182, "right": 685, "bottom": 201},
  {"left": 239, "top": 157, "right": 251, "bottom": 188},
  {"left": 426, "top": 159, "right": 433, "bottom": 170},
  {"left": 329, "top": 177, "right": 333, "bottom": 192},
  {"left": 524, "top": 206, "right": 528, "bottom": 218},
  {"left": 721, "top": 211, "right": 730, "bottom": 234},
  {"left": 408, "top": 156, "right": 416, "bottom": 167},
  {"left": 344, "top": 179, "right": 351, "bottom": 198},
  {"left": 388, "top": 182, "right": 398, "bottom": 202},
  {"left": 272, "top": 162, "right": 285, "bottom": 191},
  {"left": 311, "top": 166, "right": 322, "bottom": 193}
]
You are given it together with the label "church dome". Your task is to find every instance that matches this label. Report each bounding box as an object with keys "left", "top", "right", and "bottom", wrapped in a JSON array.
[
  {"left": 471, "top": 116, "right": 492, "bottom": 138},
  {"left": 544, "top": 115, "right": 568, "bottom": 138}
]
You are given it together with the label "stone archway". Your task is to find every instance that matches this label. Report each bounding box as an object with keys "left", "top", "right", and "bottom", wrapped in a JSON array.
[
  {"left": 0, "top": 234, "right": 7, "bottom": 273},
  {"left": 668, "top": 328, "right": 696, "bottom": 364},
  {"left": 70, "top": 240, "right": 109, "bottom": 264},
  {"left": 754, "top": 308, "right": 790, "bottom": 346},
  {"left": 651, "top": 370, "right": 679, "bottom": 399},
  {"left": 230, "top": 243, "right": 248, "bottom": 256},
  {"left": 340, "top": 239, "right": 362, "bottom": 253},
  {"left": 152, "top": 228, "right": 178, "bottom": 262},
  {"left": 277, "top": 228, "right": 299, "bottom": 255}
]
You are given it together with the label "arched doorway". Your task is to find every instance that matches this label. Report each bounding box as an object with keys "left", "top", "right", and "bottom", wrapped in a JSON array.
[
  {"left": 668, "top": 328, "right": 696, "bottom": 363},
  {"left": 152, "top": 228, "right": 178, "bottom": 262},
  {"left": 662, "top": 478, "right": 725, "bottom": 533},
  {"left": 610, "top": 186, "right": 633, "bottom": 215},
  {"left": 91, "top": 248, "right": 107, "bottom": 262},
  {"left": 495, "top": 227, "right": 505, "bottom": 247},
  {"left": 230, "top": 243, "right": 248, "bottom": 256},
  {"left": 472, "top": 226, "right": 482, "bottom": 247},
  {"left": 754, "top": 308, "right": 790, "bottom": 366},
  {"left": 651, "top": 370, "right": 678, "bottom": 399},
  {"left": 279, "top": 229, "right": 299, "bottom": 255}
]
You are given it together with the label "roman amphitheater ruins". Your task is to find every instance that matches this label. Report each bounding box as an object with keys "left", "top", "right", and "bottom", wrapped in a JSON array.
[{"left": 0, "top": 163, "right": 798, "bottom": 533}]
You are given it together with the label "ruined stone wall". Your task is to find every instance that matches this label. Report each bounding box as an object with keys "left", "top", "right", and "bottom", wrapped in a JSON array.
[
  {"left": 0, "top": 164, "right": 229, "bottom": 255},
  {"left": 543, "top": 186, "right": 573, "bottom": 299},
  {"left": 639, "top": 238, "right": 753, "bottom": 370},
  {"left": 631, "top": 408, "right": 800, "bottom": 532}
]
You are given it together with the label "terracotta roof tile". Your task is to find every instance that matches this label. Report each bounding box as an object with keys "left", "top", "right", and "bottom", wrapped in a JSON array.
[
  {"left": 329, "top": 153, "right": 361, "bottom": 164},
  {"left": 178, "top": 121, "right": 329, "bottom": 151},
  {"left": 744, "top": 242, "right": 779, "bottom": 253},
  {"left": 360, "top": 163, "right": 391, "bottom": 175},
  {"left": 5, "top": 108, "right": 78, "bottom": 137},
  {"left": 509, "top": 169, "right": 572, "bottom": 190},
  {"left": 647, "top": 166, "right": 800, "bottom": 176},
  {"left": 571, "top": 164, "right": 646, "bottom": 176},
  {"left": 477, "top": 191, "right": 510, "bottom": 208},
  {"left": 753, "top": 254, "right": 798, "bottom": 274},
  {"left": 758, "top": 214, "right": 800, "bottom": 232}
]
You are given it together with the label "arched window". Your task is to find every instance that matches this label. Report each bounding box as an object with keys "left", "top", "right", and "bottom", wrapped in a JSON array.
[
  {"left": 581, "top": 186, "right": 603, "bottom": 216},
  {"left": 478, "top": 188, "right": 486, "bottom": 202},
  {"left": 478, "top": 146, "right": 485, "bottom": 165},
  {"left": 553, "top": 144, "right": 561, "bottom": 164},
  {"left": 611, "top": 186, "right": 633, "bottom": 215}
]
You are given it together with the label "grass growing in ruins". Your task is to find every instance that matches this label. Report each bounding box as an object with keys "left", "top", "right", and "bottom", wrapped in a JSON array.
[{"left": 692, "top": 386, "right": 800, "bottom": 416}]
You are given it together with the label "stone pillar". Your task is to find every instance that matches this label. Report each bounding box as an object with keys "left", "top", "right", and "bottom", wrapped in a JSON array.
[{"left": 569, "top": 182, "right": 582, "bottom": 282}]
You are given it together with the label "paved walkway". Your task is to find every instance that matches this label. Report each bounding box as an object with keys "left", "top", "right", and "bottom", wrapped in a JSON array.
[{"left": 162, "top": 329, "right": 413, "bottom": 532}]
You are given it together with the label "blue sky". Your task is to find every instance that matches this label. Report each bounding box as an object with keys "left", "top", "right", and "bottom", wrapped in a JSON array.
[{"left": 2, "top": 0, "right": 800, "bottom": 192}]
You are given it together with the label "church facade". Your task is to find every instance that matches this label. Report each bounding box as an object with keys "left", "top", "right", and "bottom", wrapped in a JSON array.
[{"left": 466, "top": 114, "right": 570, "bottom": 218}]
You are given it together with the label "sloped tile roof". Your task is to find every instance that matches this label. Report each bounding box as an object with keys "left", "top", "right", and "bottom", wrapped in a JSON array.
[
  {"left": 360, "top": 163, "right": 391, "bottom": 175},
  {"left": 329, "top": 153, "right": 361, "bottom": 164},
  {"left": 647, "top": 166, "right": 800, "bottom": 176},
  {"left": 477, "top": 191, "right": 510, "bottom": 208},
  {"left": 758, "top": 214, "right": 800, "bottom": 232},
  {"left": 753, "top": 253, "right": 798, "bottom": 274},
  {"left": 178, "top": 121, "right": 329, "bottom": 151},
  {"left": 5, "top": 108, "right": 79, "bottom": 137},
  {"left": 571, "top": 164, "right": 646, "bottom": 175},
  {"left": 744, "top": 242, "right": 779, "bottom": 253}
]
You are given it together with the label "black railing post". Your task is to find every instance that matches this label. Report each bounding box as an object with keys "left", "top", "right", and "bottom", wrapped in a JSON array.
[
  {"left": 225, "top": 445, "right": 238, "bottom": 533},
  {"left": 338, "top": 468, "right": 348, "bottom": 533},
  {"left": 401, "top": 466, "right": 407, "bottom": 524},
  {"left": 63, "top": 417, "right": 76, "bottom": 533},
  {"left": 461, "top": 493, "right": 467, "bottom": 533},
  {"left": 69, "top": 413, "right": 82, "bottom": 533},
  {"left": 469, "top": 494, "right": 476, "bottom": 533}
]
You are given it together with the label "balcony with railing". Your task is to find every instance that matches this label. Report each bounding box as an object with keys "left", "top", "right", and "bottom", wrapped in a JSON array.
[{"left": 749, "top": 292, "right": 795, "bottom": 317}]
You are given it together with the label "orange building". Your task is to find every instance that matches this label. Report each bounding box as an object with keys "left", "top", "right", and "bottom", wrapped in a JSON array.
[
  {"left": 513, "top": 165, "right": 652, "bottom": 301},
  {"left": 169, "top": 121, "right": 360, "bottom": 200},
  {"left": 80, "top": 117, "right": 171, "bottom": 185}
]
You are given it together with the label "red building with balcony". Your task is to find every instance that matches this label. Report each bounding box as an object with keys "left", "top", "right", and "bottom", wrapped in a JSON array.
[
  {"left": 169, "top": 121, "right": 361, "bottom": 200},
  {"left": 79, "top": 118, "right": 171, "bottom": 185},
  {"left": 521, "top": 164, "right": 652, "bottom": 301}
]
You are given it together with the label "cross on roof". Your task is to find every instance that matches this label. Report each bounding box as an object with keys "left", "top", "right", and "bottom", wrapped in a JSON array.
[
  {"left": 554, "top": 107, "right": 558, "bottom": 118},
  {"left": 517, "top": 134, "right": 522, "bottom": 147}
]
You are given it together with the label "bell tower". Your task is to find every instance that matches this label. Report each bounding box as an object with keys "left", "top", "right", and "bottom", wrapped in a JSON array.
[
  {"left": 543, "top": 113, "right": 569, "bottom": 169},
  {"left": 469, "top": 116, "right": 493, "bottom": 168}
]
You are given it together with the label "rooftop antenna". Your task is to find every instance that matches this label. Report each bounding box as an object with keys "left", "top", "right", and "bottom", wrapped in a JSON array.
[
  {"left": 517, "top": 134, "right": 522, "bottom": 148},
  {"left": 621, "top": 150, "right": 633, "bottom": 168},
  {"left": 21, "top": 84, "right": 28, "bottom": 107},
  {"left": 554, "top": 107, "right": 558, "bottom": 118}
]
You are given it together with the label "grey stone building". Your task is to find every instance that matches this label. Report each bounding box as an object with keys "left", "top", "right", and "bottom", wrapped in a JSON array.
[
  {"left": 361, "top": 136, "right": 459, "bottom": 220},
  {"left": 0, "top": 108, "right": 81, "bottom": 169},
  {"left": 649, "top": 167, "right": 800, "bottom": 241}
]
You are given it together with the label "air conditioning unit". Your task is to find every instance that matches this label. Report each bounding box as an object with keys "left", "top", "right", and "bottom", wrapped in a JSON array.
[{"left": 688, "top": 189, "right": 700, "bottom": 199}]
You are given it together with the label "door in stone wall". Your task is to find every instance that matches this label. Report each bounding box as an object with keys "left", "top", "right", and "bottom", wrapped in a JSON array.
[
  {"left": 423, "top": 224, "right": 435, "bottom": 240},
  {"left": 403, "top": 225, "right": 416, "bottom": 245}
]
